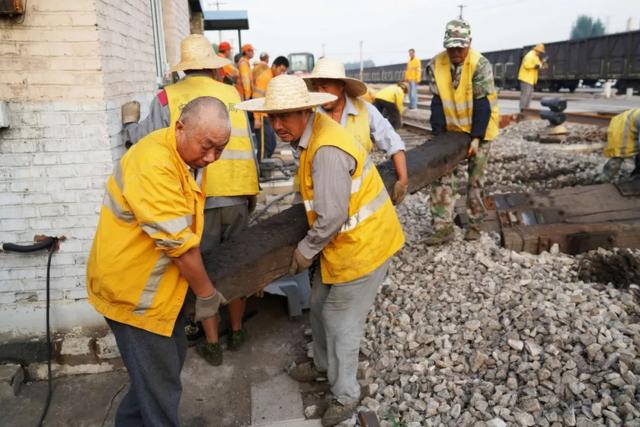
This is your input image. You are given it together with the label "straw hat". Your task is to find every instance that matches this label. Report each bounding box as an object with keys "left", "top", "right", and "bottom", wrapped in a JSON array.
[
  {"left": 304, "top": 57, "right": 368, "bottom": 97},
  {"left": 534, "top": 43, "right": 545, "bottom": 53},
  {"left": 235, "top": 75, "right": 337, "bottom": 113},
  {"left": 170, "top": 34, "right": 231, "bottom": 72}
]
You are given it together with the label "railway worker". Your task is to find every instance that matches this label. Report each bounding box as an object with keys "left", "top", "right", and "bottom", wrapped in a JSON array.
[
  {"left": 425, "top": 18, "right": 500, "bottom": 245},
  {"left": 602, "top": 108, "right": 640, "bottom": 181},
  {"left": 518, "top": 43, "right": 546, "bottom": 111},
  {"left": 217, "top": 40, "right": 239, "bottom": 86},
  {"left": 305, "top": 57, "right": 409, "bottom": 204},
  {"left": 253, "top": 55, "right": 290, "bottom": 160},
  {"left": 405, "top": 48, "right": 421, "bottom": 110},
  {"left": 236, "top": 43, "right": 255, "bottom": 100},
  {"left": 120, "top": 34, "right": 260, "bottom": 367},
  {"left": 252, "top": 52, "right": 270, "bottom": 84},
  {"left": 236, "top": 75, "right": 405, "bottom": 426},
  {"left": 88, "top": 96, "right": 231, "bottom": 427},
  {"left": 373, "top": 82, "right": 408, "bottom": 129}
]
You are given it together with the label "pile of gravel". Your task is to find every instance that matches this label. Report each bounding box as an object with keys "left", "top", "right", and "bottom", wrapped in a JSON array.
[{"left": 356, "top": 199, "right": 640, "bottom": 426}]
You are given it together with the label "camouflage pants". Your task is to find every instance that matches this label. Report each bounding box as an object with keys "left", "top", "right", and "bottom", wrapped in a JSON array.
[{"left": 430, "top": 141, "right": 491, "bottom": 231}]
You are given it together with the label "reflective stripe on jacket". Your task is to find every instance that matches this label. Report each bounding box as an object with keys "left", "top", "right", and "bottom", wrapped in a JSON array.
[
  {"left": 344, "top": 97, "right": 373, "bottom": 153},
  {"left": 405, "top": 57, "right": 422, "bottom": 82},
  {"left": 518, "top": 50, "right": 541, "bottom": 85},
  {"left": 164, "top": 75, "right": 259, "bottom": 197},
  {"left": 298, "top": 113, "right": 405, "bottom": 284},
  {"left": 375, "top": 85, "right": 405, "bottom": 115},
  {"left": 252, "top": 66, "right": 273, "bottom": 124},
  {"left": 434, "top": 49, "right": 500, "bottom": 141},
  {"left": 604, "top": 108, "right": 640, "bottom": 158},
  {"left": 87, "top": 127, "right": 205, "bottom": 337}
]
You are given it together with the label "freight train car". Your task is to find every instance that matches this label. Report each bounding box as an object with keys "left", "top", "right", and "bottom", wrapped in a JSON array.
[{"left": 349, "top": 30, "right": 640, "bottom": 94}]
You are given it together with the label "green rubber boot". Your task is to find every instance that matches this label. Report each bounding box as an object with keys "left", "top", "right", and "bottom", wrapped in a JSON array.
[
  {"left": 196, "top": 341, "right": 223, "bottom": 366},
  {"left": 424, "top": 225, "right": 455, "bottom": 246}
]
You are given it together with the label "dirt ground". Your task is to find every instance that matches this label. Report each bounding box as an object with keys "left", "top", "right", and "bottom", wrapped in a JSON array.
[{"left": 1, "top": 295, "right": 312, "bottom": 427}]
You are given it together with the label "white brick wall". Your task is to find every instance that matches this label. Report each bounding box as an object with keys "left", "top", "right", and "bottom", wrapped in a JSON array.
[
  {"left": 0, "top": 0, "right": 191, "bottom": 340},
  {"left": 0, "top": 101, "right": 112, "bottom": 338}
]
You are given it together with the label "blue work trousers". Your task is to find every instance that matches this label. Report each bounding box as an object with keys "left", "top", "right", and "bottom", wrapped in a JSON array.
[
  {"left": 106, "top": 312, "right": 187, "bottom": 427},
  {"left": 408, "top": 80, "right": 418, "bottom": 109}
]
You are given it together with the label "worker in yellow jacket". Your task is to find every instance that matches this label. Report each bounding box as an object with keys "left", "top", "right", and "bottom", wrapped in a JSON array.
[
  {"left": 237, "top": 75, "right": 404, "bottom": 426},
  {"left": 426, "top": 18, "right": 500, "bottom": 244},
  {"left": 217, "top": 41, "right": 239, "bottom": 86},
  {"left": 305, "top": 57, "right": 409, "bottom": 204},
  {"left": 252, "top": 55, "right": 290, "bottom": 159},
  {"left": 87, "top": 97, "right": 230, "bottom": 426},
  {"left": 602, "top": 108, "right": 640, "bottom": 181},
  {"left": 373, "top": 82, "right": 408, "bottom": 129},
  {"left": 121, "top": 34, "right": 259, "bottom": 367},
  {"left": 405, "top": 48, "right": 421, "bottom": 109},
  {"left": 518, "top": 43, "right": 546, "bottom": 110},
  {"left": 236, "top": 43, "right": 255, "bottom": 100}
]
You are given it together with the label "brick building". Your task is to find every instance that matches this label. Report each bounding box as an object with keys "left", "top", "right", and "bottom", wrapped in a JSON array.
[{"left": 0, "top": 0, "right": 202, "bottom": 340}]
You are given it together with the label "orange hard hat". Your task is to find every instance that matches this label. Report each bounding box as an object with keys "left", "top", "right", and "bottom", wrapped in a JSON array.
[
  {"left": 219, "top": 41, "right": 231, "bottom": 52},
  {"left": 242, "top": 43, "right": 254, "bottom": 53}
]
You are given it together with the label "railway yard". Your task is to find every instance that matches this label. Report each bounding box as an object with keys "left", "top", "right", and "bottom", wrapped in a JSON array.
[
  {"left": 2, "top": 1, "right": 640, "bottom": 426},
  {"left": 5, "top": 88, "right": 637, "bottom": 427}
]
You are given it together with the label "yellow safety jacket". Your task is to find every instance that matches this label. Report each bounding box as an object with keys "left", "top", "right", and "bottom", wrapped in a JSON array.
[
  {"left": 236, "top": 56, "right": 253, "bottom": 100},
  {"left": 375, "top": 85, "right": 405, "bottom": 115},
  {"left": 604, "top": 108, "right": 640, "bottom": 158},
  {"left": 434, "top": 49, "right": 500, "bottom": 141},
  {"left": 360, "top": 88, "right": 376, "bottom": 104},
  {"left": 518, "top": 50, "right": 542, "bottom": 86},
  {"left": 298, "top": 113, "right": 405, "bottom": 284},
  {"left": 87, "top": 127, "right": 205, "bottom": 337},
  {"left": 252, "top": 63, "right": 270, "bottom": 87},
  {"left": 164, "top": 76, "right": 259, "bottom": 197},
  {"left": 344, "top": 96, "right": 373, "bottom": 153},
  {"left": 218, "top": 53, "right": 238, "bottom": 82},
  {"left": 405, "top": 57, "right": 422, "bottom": 82},
  {"left": 252, "top": 67, "right": 273, "bottom": 126}
]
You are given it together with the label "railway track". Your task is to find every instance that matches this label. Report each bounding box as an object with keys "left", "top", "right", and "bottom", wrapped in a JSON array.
[{"left": 520, "top": 108, "right": 616, "bottom": 127}]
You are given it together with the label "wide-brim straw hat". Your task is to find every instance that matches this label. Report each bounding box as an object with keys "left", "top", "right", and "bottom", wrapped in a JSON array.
[
  {"left": 303, "top": 57, "right": 368, "bottom": 97},
  {"left": 171, "top": 34, "right": 231, "bottom": 72},
  {"left": 534, "top": 43, "right": 545, "bottom": 53},
  {"left": 235, "top": 75, "right": 337, "bottom": 113}
]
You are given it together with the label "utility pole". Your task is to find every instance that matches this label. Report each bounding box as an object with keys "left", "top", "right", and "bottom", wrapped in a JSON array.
[
  {"left": 359, "top": 40, "right": 364, "bottom": 81},
  {"left": 457, "top": 4, "right": 466, "bottom": 19},
  {"left": 213, "top": 0, "right": 226, "bottom": 44}
]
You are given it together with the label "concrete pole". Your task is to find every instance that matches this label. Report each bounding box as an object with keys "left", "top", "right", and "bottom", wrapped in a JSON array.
[{"left": 359, "top": 40, "right": 364, "bottom": 81}]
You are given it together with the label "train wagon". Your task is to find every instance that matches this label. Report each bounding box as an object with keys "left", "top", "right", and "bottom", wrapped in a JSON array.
[{"left": 350, "top": 30, "right": 640, "bottom": 94}]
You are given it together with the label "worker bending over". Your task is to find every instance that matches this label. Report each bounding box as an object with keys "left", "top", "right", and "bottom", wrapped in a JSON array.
[
  {"left": 305, "top": 57, "right": 409, "bottom": 204},
  {"left": 373, "top": 82, "right": 408, "bottom": 129},
  {"left": 237, "top": 75, "right": 405, "bottom": 426},
  {"left": 602, "top": 108, "right": 640, "bottom": 181},
  {"left": 426, "top": 19, "right": 500, "bottom": 244},
  {"left": 87, "top": 97, "right": 230, "bottom": 426},
  {"left": 121, "top": 34, "right": 259, "bottom": 366},
  {"left": 518, "top": 43, "right": 546, "bottom": 111}
]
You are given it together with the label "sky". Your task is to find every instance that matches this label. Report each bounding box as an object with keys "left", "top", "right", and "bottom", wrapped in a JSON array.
[{"left": 202, "top": 0, "right": 638, "bottom": 66}]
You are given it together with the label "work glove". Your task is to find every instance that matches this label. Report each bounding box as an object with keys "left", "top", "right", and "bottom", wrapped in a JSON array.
[
  {"left": 288, "top": 248, "right": 313, "bottom": 276},
  {"left": 467, "top": 138, "right": 480, "bottom": 158},
  {"left": 121, "top": 101, "right": 140, "bottom": 125},
  {"left": 194, "top": 289, "right": 227, "bottom": 322},
  {"left": 248, "top": 195, "right": 258, "bottom": 213},
  {"left": 392, "top": 180, "right": 408, "bottom": 205}
]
